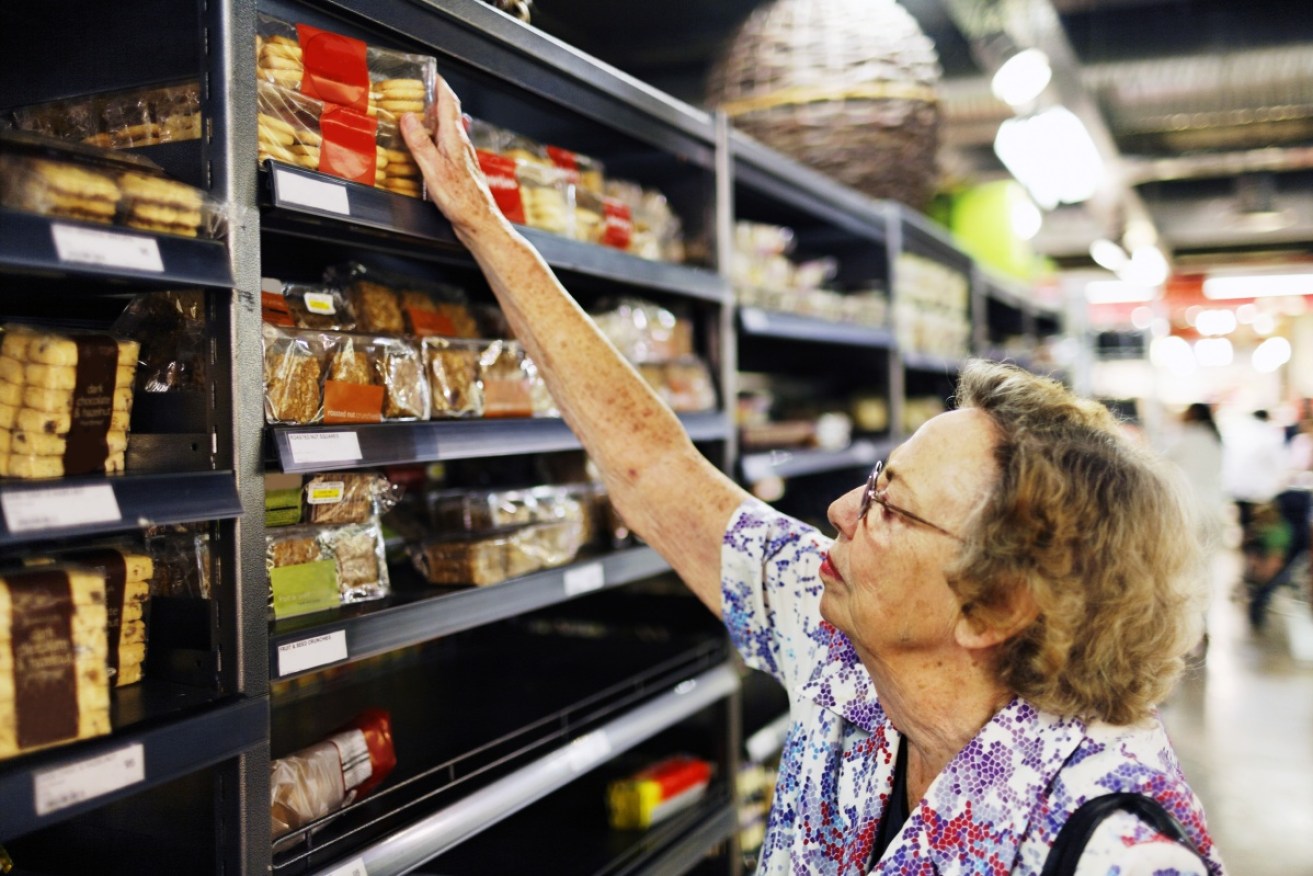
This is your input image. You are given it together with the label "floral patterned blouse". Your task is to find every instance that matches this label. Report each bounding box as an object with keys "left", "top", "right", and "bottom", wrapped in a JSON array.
[{"left": 722, "top": 499, "right": 1226, "bottom": 876}]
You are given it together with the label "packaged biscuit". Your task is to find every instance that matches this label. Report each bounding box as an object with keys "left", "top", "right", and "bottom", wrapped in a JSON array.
[
  {"left": 322, "top": 334, "right": 384, "bottom": 425},
  {"left": 261, "top": 277, "right": 356, "bottom": 332},
  {"left": 514, "top": 160, "right": 574, "bottom": 237},
  {"left": 266, "top": 522, "right": 389, "bottom": 616},
  {"left": 608, "top": 180, "right": 686, "bottom": 263},
  {"left": 324, "top": 263, "right": 407, "bottom": 335},
  {"left": 146, "top": 524, "right": 212, "bottom": 599},
  {"left": 546, "top": 144, "right": 605, "bottom": 195},
  {"left": 607, "top": 755, "right": 712, "bottom": 830},
  {"left": 377, "top": 339, "right": 428, "bottom": 421},
  {"left": 640, "top": 356, "right": 717, "bottom": 413},
  {"left": 479, "top": 340, "right": 536, "bottom": 419},
  {"left": 0, "top": 565, "right": 110, "bottom": 760},
  {"left": 323, "top": 521, "right": 390, "bottom": 603},
  {"left": 398, "top": 284, "right": 477, "bottom": 339},
  {"left": 262, "top": 324, "right": 326, "bottom": 425},
  {"left": 258, "top": 80, "right": 399, "bottom": 189},
  {"left": 427, "top": 484, "right": 586, "bottom": 534},
  {"left": 409, "top": 519, "right": 585, "bottom": 587},
  {"left": 12, "top": 82, "right": 202, "bottom": 150},
  {"left": 112, "top": 290, "right": 208, "bottom": 392},
  {"left": 271, "top": 709, "right": 396, "bottom": 840},
  {"left": 305, "top": 472, "right": 396, "bottom": 525},
  {"left": 255, "top": 13, "right": 437, "bottom": 126},
  {"left": 423, "top": 337, "right": 484, "bottom": 418},
  {"left": 266, "top": 473, "right": 305, "bottom": 528},
  {"left": 0, "top": 129, "right": 225, "bottom": 239},
  {"left": 0, "top": 323, "right": 138, "bottom": 479},
  {"left": 24, "top": 546, "right": 153, "bottom": 688}
]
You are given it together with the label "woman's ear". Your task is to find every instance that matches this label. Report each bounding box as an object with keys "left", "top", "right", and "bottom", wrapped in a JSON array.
[{"left": 953, "top": 587, "right": 1039, "bottom": 651}]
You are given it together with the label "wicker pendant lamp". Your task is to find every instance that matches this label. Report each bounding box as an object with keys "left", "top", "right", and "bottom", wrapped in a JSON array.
[{"left": 707, "top": 0, "right": 942, "bottom": 210}]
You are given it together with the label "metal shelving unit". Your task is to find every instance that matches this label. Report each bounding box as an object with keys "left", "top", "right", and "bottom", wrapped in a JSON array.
[
  {"left": 737, "top": 307, "right": 895, "bottom": 349},
  {"left": 739, "top": 439, "right": 890, "bottom": 485}
]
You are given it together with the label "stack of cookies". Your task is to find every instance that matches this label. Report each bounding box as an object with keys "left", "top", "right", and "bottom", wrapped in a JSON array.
[
  {"left": 2, "top": 157, "right": 121, "bottom": 226},
  {"left": 0, "top": 566, "right": 110, "bottom": 759},
  {"left": 258, "top": 110, "right": 320, "bottom": 172},
  {"left": 119, "top": 171, "right": 205, "bottom": 237},
  {"left": 0, "top": 324, "right": 137, "bottom": 479},
  {"left": 377, "top": 145, "right": 422, "bottom": 198}
]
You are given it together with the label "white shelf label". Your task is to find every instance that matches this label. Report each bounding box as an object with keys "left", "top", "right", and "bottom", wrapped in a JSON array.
[
  {"left": 565, "top": 730, "right": 612, "bottom": 774},
  {"left": 287, "top": 431, "right": 363, "bottom": 466},
  {"left": 51, "top": 224, "right": 164, "bottom": 273},
  {"left": 325, "top": 859, "right": 368, "bottom": 876},
  {"left": 563, "top": 562, "right": 604, "bottom": 597},
  {"left": 275, "top": 168, "right": 350, "bottom": 216},
  {"left": 34, "top": 743, "right": 145, "bottom": 816},
  {"left": 277, "top": 630, "right": 348, "bottom": 677},
  {"left": 2, "top": 483, "right": 122, "bottom": 534}
]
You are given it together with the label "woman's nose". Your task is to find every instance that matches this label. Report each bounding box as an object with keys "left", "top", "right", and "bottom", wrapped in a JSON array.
[{"left": 828, "top": 484, "right": 865, "bottom": 539}]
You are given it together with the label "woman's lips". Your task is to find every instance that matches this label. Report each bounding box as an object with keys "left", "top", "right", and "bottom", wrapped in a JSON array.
[{"left": 819, "top": 553, "right": 843, "bottom": 583}]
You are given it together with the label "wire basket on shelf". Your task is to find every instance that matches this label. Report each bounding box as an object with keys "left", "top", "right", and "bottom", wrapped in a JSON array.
[{"left": 707, "top": 0, "right": 942, "bottom": 210}]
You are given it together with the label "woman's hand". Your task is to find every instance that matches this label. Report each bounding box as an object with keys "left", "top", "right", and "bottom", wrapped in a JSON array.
[{"left": 399, "top": 76, "right": 507, "bottom": 241}]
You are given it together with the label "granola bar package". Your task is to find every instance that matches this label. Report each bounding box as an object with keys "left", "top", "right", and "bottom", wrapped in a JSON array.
[
  {"left": 422, "top": 337, "right": 484, "bottom": 419},
  {"left": 377, "top": 338, "right": 429, "bottom": 421},
  {"left": 261, "top": 324, "right": 326, "bottom": 425},
  {"left": 305, "top": 472, "right": 398, "bottom": 525},
  {"left": 261, "top": 277, "right": 356, "bottom": 332},
  {"left": 322, "top": 333, "right": 384, "bottom": 424}
]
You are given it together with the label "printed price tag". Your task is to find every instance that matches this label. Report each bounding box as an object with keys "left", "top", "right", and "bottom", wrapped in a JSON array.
[
  {"left": 274, "top": 167, "right": 350, "bottom": 216},
  {"left": 287, "top": 431, "right": 363, "bottom": 466},
  {"left": 277, "top": 630, "right": 348, "bottom": 676},
  {"left": 51, "top": 224, "right": 164, "bottom": 273},
  {"left": 563, "top": 562, "right": 604, "bottom": 597},
  {"left": 34, "top": 743, "right": 145, "bottom": 816},
  {"left": 325, "top": 859, "right": 368, "bottom": 876},
  {"left": 2, "top": 484, "right": 122, "bottom": 534},
  {"left": 306, "top": 481, "right": 345, "bottom": 505},
  {"left": 304, "top": 291, "right": 338, "bottom": 315},
  {"left": 565, "top": 731, "right": 612, "bottom": 774}
]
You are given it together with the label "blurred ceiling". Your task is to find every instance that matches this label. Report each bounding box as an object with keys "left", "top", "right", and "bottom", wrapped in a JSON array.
[{"left": 527, "top": 0, "right": 1313, "bottom": 270}]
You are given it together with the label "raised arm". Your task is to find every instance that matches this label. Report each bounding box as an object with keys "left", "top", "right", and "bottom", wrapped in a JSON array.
[{"left": 399, "top": 78, "right": 750, "bottom": 616}]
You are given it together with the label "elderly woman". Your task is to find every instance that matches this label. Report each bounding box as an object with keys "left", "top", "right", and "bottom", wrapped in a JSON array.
[{"left": 399, "top": 80, "right": 1223, "bottom": 875}]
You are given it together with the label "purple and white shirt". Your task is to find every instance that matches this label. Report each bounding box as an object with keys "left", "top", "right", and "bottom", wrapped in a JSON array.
[{"left": 722, "top": 499, "right": 1225, "bottom": 875}]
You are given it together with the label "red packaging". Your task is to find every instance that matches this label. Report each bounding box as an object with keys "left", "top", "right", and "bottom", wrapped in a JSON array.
[
  {"left": 320, "top": 105, "right": 379, "bottom": 185},
  {"left": 476, "top": 150, "right": 526, "bottom": 225},
  {"left": 296, "top": 24, "right": 371, "bottom": 112},
  {"left": 602, "top": 198, "right": 633, "bottom": 250},
  {"left": 338, "top": 708, "right": 396, "bottom": 799}
]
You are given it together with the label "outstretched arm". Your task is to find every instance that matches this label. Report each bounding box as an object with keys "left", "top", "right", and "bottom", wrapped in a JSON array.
[{"left": 400, "top": 78, "right": 750, "bottom": 616}]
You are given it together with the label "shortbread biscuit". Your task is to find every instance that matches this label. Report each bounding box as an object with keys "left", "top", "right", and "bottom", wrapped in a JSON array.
[
  {"left": 23, "top": 385, "right": 133, "bottom": 414},
  {"left": 259, "top": 141, "right": 301, "bottom": 165},
  {"left": 263, "top": 68, "right": 303, "bottom": 87},
  {"left": 378, "top": 99, "right": 425, "bottom": 114},
  {"left": 16, "top": 407, "right": 129, "bottom": 435},
  {"left": 0, "top": 428, "right": 8, "bottom": 454},
  {"left": 24, "top": 362, "right": 135, "bottom": 392},
  {"left": 377, "top": 78, "right": 425, "bottom": 93},
  {"left": 0, "top": 357, "right": 22, "bottom": 385},
  {"left": 119, "top": 173, "right": 202, "bottom": 211},
  {"left": 0, "top": 404, "right": 16, "bottom": 430},
  {"left": 11, "top": 429, "right": 128, "bottom": 457},
  {"left": 10, "top": 160, "right": 120, "bottom": 223},
  {"left": 258, "top": 53, "right": 303, "bottom": 72}
]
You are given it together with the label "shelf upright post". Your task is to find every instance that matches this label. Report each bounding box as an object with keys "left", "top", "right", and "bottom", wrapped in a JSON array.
[
  {"left": 970, "top": 265, "right": 988, "bottom": 357},
  {"left": 204, "top": 0, "right": 272, "bottom": 870},
  {"left": 884, "top": 204, "right": 906, "bottom": 442},
  {"left": 714, "top": 111, "right": 739, "bottom": 476}
]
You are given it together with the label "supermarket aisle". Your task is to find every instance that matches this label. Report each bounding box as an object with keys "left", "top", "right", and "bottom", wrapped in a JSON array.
[{"left": 1159, "top": 549, "right": 1313, "bottom": 876}]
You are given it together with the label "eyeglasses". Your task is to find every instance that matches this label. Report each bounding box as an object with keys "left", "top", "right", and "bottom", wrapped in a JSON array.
[{"left": 858, "top": 460, "right": 963, "bottom": 541}]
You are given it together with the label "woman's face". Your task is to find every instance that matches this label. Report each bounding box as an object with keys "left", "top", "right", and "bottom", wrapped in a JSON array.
[{"left": 820, "top": 408, "right": 999, "bottom": 664}]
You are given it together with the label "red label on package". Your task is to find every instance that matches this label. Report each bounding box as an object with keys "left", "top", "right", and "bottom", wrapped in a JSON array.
[
  {"left": 405, "top": 307, "right": 456, "bottom": 338},
  {"left": 262, "top": 292, "right": 296, "bottom": 327},
  {"left": 320, "top": 105, "right": 379, "bottom": 186},
  {"left": 601, "top": 198, "right": 633, "bottom": 250},
  {"left": 476, "top": 150, "right": 525, "bottom": 225},
  {"left": 545, "top": 145, "right": 580, "bottom": 184},
  {"left": 297, "top": 24, "right": 370, "bottom": 111},
  {"left": 323, "top": 380, "right": 384, "bottom": 424}
]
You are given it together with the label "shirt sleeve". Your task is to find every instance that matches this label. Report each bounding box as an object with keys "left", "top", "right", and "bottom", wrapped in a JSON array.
[
  {"left": 1073, "top": 810, "right": 1221, "bottom": 876},
  {"left": 720, "top": 498, "right": 834, "bottom": 695}
]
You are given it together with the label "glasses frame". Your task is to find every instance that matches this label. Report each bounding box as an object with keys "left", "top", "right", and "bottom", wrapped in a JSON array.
[{"left": 857, "top": 460, "right": 963, "bottom": 541}]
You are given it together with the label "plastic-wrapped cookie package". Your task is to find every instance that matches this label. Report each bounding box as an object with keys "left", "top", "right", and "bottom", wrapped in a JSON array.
[
  {"left": 479, "top": 340, "right": 537, "bottom": 419},
  {"left": 261, "top": 277, "right": 357, "bottom": 332},
  {"left": 408, "top": 518, "right": 584, "bottom": 587},
  {"left": 266, "top": 520, "right": 390, "bottom": 617},
  {"left": 256, "top": 13, "right": 437, "bottom": 126},
  {"left": 0, "top": 323, "right": 138, "bottom": 479},
  {"left": 11, "top": 81, "right": 202, "bottom": 149},
  {"left": 325, "top": 262, "right": 407, "bottom": 335},
  {"left": 262, "top": 324, "right": 326, "bottom": 425},
  {"left": 322, "top": 333, "right": 385, "bottom": 424},
  {"left": 423, "top": 337, "right": 484, "bottom": 419},
  {"left": 304, "top": 472, "right": 398, "bottom": 526},
  {"left": 378, "top": 339, "right": 429, "bottom": 421},
  {"left": 0, "top": 129, "right": 225, "bottom": 239}
]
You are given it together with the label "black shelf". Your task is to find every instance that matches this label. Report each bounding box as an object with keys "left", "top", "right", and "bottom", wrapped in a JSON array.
[
  {"left": 261, "top": 165, "right": 727, "bottom": 303},
  {"left": 737, "top": 307, "right": 894, "bottom": 349},
  {"left": 739, "top": 439, "right": 891, "bottom": 484},
  {"left": 268, "top": 412, "right": 730, "bottom": 473},
  {"left": 269, "top": 546, "right": 672, "bottom": 679},
  {"left": 0, "top": 471, "right": 243, "bottom": 546},
  {"left": 0, "top": 695, "right": 267, "bottom": 841},
  {"left": 0, "top": 209, "right": 233, "bottom": 290},
  {"left": 889, "top": 203, "right": 973, "bottom": 276}
]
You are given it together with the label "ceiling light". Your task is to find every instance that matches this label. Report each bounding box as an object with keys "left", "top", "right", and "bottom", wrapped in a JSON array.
[
  {"left": 1089, "top": 238, "right": 1128, "bottom": 272},
  {"left": 1253, "top": 312, "right": 1277, "bottom": 335},
  {"left": 1084, "top": 280, "right": 1156, "bottom": 304},
  {"left": 1203, "top": 272, "right": 1313, "bottom": 299},
  {"left": 1010, "top": 191, "right": 1043, "bottom": 240},
  {"left": 1252, "top": 336, "right": 1292, "bottom": 373},
  {"left": 994, "top": 107, "right": 1104, "bottom": 209},
  {"left": 1150, "top": 336, "right": 1195, "bottom": 374},
  {"left": 1119, "top": 245, "right": 1170, "bottom": 287},
  {"left": 1194, "top": 337, "right": 1233, "bottom": 368},
  {"left": 991, "top": 48, "right": 1053, "bottom": 108},
  {"left": 1195, "top": 308, "right": 1237, "bottom": 336}
]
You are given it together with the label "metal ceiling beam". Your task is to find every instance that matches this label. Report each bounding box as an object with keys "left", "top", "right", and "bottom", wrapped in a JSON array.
[{"left": 941, "top": 0, "right": 1161, "bottom": 250}]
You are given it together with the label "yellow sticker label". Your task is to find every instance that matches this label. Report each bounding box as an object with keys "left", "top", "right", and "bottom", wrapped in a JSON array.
[
  {"left": 304, "top": 292, "right": 337, "bottom": 315},
  {"left": 306, "top": 481, "right": 345, "bottom": 505}
]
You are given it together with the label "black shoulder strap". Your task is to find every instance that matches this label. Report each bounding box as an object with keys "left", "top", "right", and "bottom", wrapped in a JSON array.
[{"left": 1041, "top": 792, "right": 1201, "bottom": 876}]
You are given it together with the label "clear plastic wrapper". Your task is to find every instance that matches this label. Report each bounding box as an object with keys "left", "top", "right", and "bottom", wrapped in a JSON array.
[
  {"left": 326, "top": 262, "right": 407, "bottom": 335},
  {"left": 546, "top": 144, "right": 605, "bottom": 195},
  {"left": 305, "top": 472, "right": 398, "bottom": 525},
  {"left": 256, "top": 13, "right": 437, "bottom": 126},
  {"left": 398, "top": 284, "right": 478, "bottom": 339},
  {"left": 145, "top": 524, "right": 212, "bottom": 599},
  {"left": 479, "top": 340, "right": 535, "bottom": 418},
  {"left": 266, "top": 520, "right": 390, "bottom": 607},
  {"left": 322, "top": 333, "right": 383, "bottom": 424},
  {"left": 12, "top": 82, "right": 202, "bottom": 149},
  {"left": 0, "top": 129, "right": 225, "bottom": 239},
  {"left": 514, "top": 160, "right": 574, "bottom": 237},
  {"left": 409, "top": 519, "right": 584, "bottom": 587},
  {"left": 113, "top": 290, "right": 208, "bottom": 392},
  {"left": 378, "top": 338, "right": 428, "bottom": 421},
  {"left": 426, "top": 484, "right": 585, "bottom": 534},
  {"left": 262, "top": 324, "right": 326, "bottom": 425},
  {"left": 589, "top": 297, "right": 685, "bottom": 363},
  {"left": 423, "top": 337, "right": 484, "bottom": 418},
  {"left": 262, "top": 277, "right": 356, "bottom": 332},
  {"left": 270, "top": 709, "right": 397, "bottom": 840},
  {"left": 640, "top": 356, "right": 717, "bottom": 413}
]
